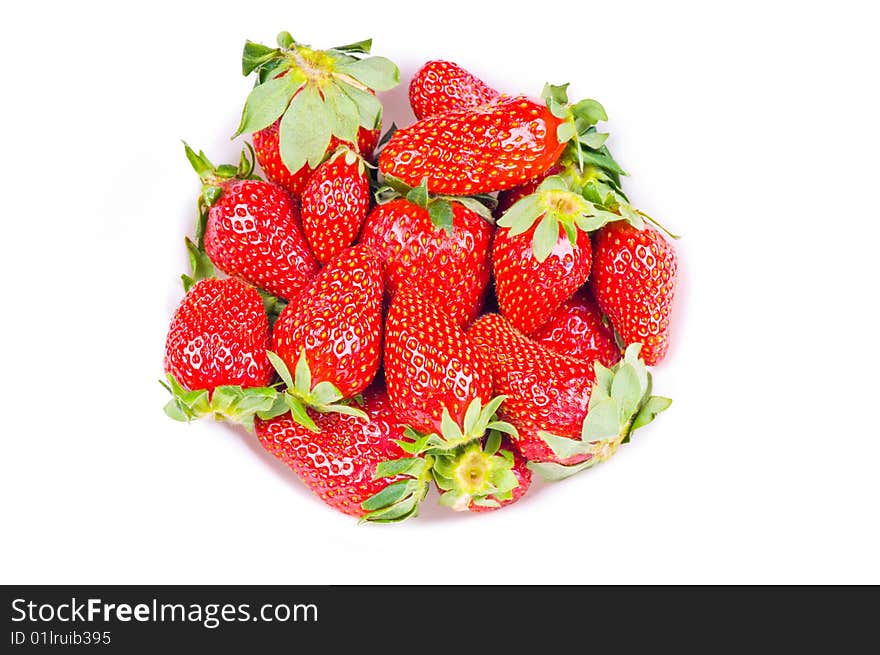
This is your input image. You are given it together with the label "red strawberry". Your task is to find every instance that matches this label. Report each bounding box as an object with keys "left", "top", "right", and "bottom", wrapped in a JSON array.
[
  {"left": 359, "top": 196, "right": 492, "bottom": 328},
  {"left": 301, "top": 147, "right": 370, "bottom": 264},
  {"left": 469, "top": 314, "right": 671, "bottom": 479},
  {"left": 255, "top": 385, "right": 431, "bottom": 521},
  {"left": 432, "top": 434, "right": 531, "bottom": 512},
  {"left": 253, "top": 121, "right": 379, "bottom": 197},
  {"left": 270, "top": 246, "right": 383, "bottom": 428},
  {"left": 532, "top": 286, "right": 621, "bottom": 367},
  {"left": 409, "top": 60, "right": 499, "bottom": 119},
  {"left": 591, "top": 222, "right": 678, "bottom": 365},
  {"left": 384, "top": 286, "right": 493, "bottom": 438},
  {"left": 162, "top": 277, "right": 279, "bottom": 428},
  {"left": 184, "top": 144, "right": 318, "bottom": 301},
  {"left": 468, "top": 313, "right": 594, "bottom": 465},
  {"left": 237, "top": 34, "right": 398, "bottom": 196}
]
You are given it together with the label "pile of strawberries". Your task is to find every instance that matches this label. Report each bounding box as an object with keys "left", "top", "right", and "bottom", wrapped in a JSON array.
[{"left": 162, "top": 33, "right": 678, "bottom": 522}]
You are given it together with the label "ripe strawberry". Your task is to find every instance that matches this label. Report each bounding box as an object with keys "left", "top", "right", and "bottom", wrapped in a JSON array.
[
  {"left": 469, "top": 314, "right": 671, "bottom": 479},
  {"left": 255, "top": 385, "right": 432, "bottom": 521},
  {"left": 270, "top": 246, "right": 383, "bottom": 428},
  {"left": 253, "top": 120, "right": 379, "bottom": 197},
  {"left": 432, "top": 434, "right": 531, "bottom": 512},
  {"left": 591, "top": 222, "right": 678, "bottom": 365},
  {"left": 532, "top": 286, "right": 621, "bottom": 367},
  {"left": 237, "top": 33, "right": 398, "bottom": 196},
  {"left": 409, "top": 60, "right": 499, "bottom": 119},
  {"left": 384, "top": 286, "right": 493, "bottom": 438},
  {"left": 359, "top": 196, "right": 492, "bottom": 328},
  {"left": 162, "top": 277, "right": 279, "bottom": 428},
  {"left": 300, "top": 147, "right": 370, "bottom": 264},
  {"left": 184, "top": 144, "right": 318, "bottom": 301}
]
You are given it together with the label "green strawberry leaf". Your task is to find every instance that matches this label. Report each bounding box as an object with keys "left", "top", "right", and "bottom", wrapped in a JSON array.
[
  {"left": 611, "top": 363, "right": 643, "bottom": 421},
  {"left": 293, "top": 350, "right": 312, "bottom": 393},
  {"left": 571, "top": 98, "right": 607, "bottom": 125},
  {"left": 336, "top": 56, "right": 400, "bottom": 91},
  {"left": 181, "top": 237, "right": 215, "bottom": 292},
  {"left": 285, "top": 395, "right": 318, "bottom": 433},
  {"left": 557, "top": 121, "right": 577, "bottom": 143},
  {"left": 452, "top": 196, "right": 494, "bottom": 222},
  {"left": 241, "top": 40, "right": 279, "bottom": 76},
  {"left": 266, "top": 351, "right": 294, "bottom": 389},
  {"left": 322, "top": 84, "right": 360, "bottom": 147},
  {"left": 405, "top": 177, "right": 430, "bottom": 208},
  {"left": 531, "top": 213, "right": 560, "bottom": 262},
  {"left": 234, "top": 74, "right": 300, "bottom": 137},
  {"left": 631, "top": 396, "right": 672, "bottom": 433},
  {"left": 332, "top": 38, "right": 372, "bottom": 54},
  {"left": 428, "top": 200, "right": 454, "bottom": 235},
  {"left": 310, "top": 381, "right": 341, "bottom": 405},
  {"left": 538, "top": 431, "right": 589, "bottom": 460},
  {"left": 279, "top": 85, "right": 332, "bottom": 172},
  {"left": 497, "top": 194, "right": 543, "bottom": 236},
  {"left": 579, "top": 131, "right": 609, "bottom": 149},
  {"left": 276, "top": 31, "right": 296, "bottom": 49},
  {"left": 581, "top": 399, "right": 621, "bottom": 442},
  {"left": 528, "top": 459, "right": 595, "bottom": 481},
  {"left": 338, "top": 82, "right": 383, "bottom": 130}
]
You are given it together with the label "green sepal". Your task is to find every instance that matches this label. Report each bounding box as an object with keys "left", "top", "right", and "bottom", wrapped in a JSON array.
[
  {"left": 431, "top": 435, "right": 521, "bottom": 511},
  {"left": 528, "top": 459, "right": 595, "bottom": 481},
  {"left": 376, "top": 174, "right": 495, "bottom": 228},
  {"left": 360, "top": 456, "right": 433, "bottom": 523},
  {"left": 336, "top": 56, "right": 400, "bottom": 92},
  {"left": 181, "top": 236, "right": 215, "bottom": 293},
  {"left": 160, "top": 375, "right": 280, "bottom": 433},
  {"left": 331, "top": 38, "right": 372, "bottom": 54},
  {"left": 397, "top": 396, "right": 514, "bottom": 456},
  {"left": 234, "top": 74, "right": 302, "bottom": 137},
  {"left": 241, "top": 40, "right": 279, "bottom": 76},
  {"left": 279, "top": 85, "right": 332, "bottom": 172}
]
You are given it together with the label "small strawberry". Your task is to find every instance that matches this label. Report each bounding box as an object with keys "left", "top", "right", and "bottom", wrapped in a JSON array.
[
  {"left": 379, "top": 84, "right": 608, "bottom": 195},
  {"left": 432, "top": 434, "right": 531, "bottom": 512},
  {"left": 591, "top": 222, "right": 678, "bottom": 365},
  {"left": 184, "top": 144, "right": 318, "bottom": 301},
  {"left": 359, "top": 181, "right": 493, "bottom": 328},
  {"left": 469, "top": 314, "right": 671, "bottom": 479},
  {"left": 384, "top": 286, "right": 497, "bottom": 443},
  {"left": 270, "top": 246, "right": 383, "bottom": 429},
  {"left": 255, "top": 385, "right": 432, "bottom": 521},
  {"left": 300, "top": 147, "right": 370, "bottom": 264},
  {"left": 409, "top": 60, "right": 499, "bottom": 119},
  {"left": 236, "top": 33, "right": 398, "bottom": 196},
  {"left": 532, "top": 286, "right": 621, "bottom": 367},
  {"left": 162, "top": 277, "right": 279, "bottom": 429}
]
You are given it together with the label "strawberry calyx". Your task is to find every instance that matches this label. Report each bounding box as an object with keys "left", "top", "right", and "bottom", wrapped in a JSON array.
[
  {"left": 529, "top": 343, "right": 672, "bottom": 481},
  {"left": 236, "top": 33, "right": 399, "bottom": 175},
  {"left": 161, "top": 374, "right": 285, "bottom": 433},
  {"left": 376, "top": 175, "right": 496, "bottom": 234},
  {"left": 360, "top": 455, "right": 434, "bottom": 523},
  {"left": 266, "top": 350, "right": 369, "bottom": 433},
  {"left": 542, "top": 83, "right": 610, "bottom": 166},
  {"left": 396, "top": 396, "right": 518, "bottom": 456},
  {"left": 432, "top": 431, "right": 521, "bottom": 511}
]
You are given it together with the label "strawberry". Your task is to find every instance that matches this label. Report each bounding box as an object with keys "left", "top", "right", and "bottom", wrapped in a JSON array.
[
  {"left": 255, "top": 384, "right": 432, "bottom": 521},
  {"left": 270, "top": 245, "right": 383, "bottom": 429},
  {"left": 253, "top": 120, "right": 379, "bottom": 197},
  {"left": 379, "top": 85, "right": 608, "bottom": 195},
  {"left": 300, "top": 147, "right": 370, "bottom": 264},
  {"left": 383, "top": 286, "right": 496, "bottom": 443},
  {"left": 591, "top": 222, "right": 678, "bottom": 366},
  {"left": 162, "top": 277, "right": 279, "bottom": 429},
  {"left": 432, "top": 434, "right": 531, "bottom": 512},
  {"left": 469, "top": 314, "right": 671, "bottom": 479},
  {"left": 532, "top": 286, "right": 621, "bottom": 367},
  {"left": 409, "top": 60, "right": 499, "bottom": 120},
  {"left": 236, "top": 33, "right": 398, "bottom": 196},
  {"left": 359, "top": 187, "right": 493, "bottom": 328},
  {"left": 184, "top": 144, "right": 318, "bottom": 301}
]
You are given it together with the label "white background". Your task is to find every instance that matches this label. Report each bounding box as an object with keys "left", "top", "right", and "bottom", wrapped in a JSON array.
[{"left": 1, "top": 1, "right": 878, "bottom": 584}]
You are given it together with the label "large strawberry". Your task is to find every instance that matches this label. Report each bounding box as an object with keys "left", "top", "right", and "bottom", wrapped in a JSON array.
[
  {"left": 532, "top": 286, "right": 621, "bottom": 367},
  {"left": 184, "top": 144, "right": 318, "bottom": 301},
  {"left": 236, "top": 33, "right": 398, "bottom": 196},
  {"left": 359, "top": 181, "right": 493, "bottom": 328},
  {"left": 300, "top": 146, "right": 370, "bottom": 264},
  {"left": 384, "top": 286, "right": 506, "bottom": 451},
  {"left": 469, "top": 314, "right": 670, "bottom": 479},
  {"left": 591, "top": 222, "right": 678, "bottom": 365},
  {"left": 379, "top": 84, "right": 608, "bottom": 195},
  {"left": 270, "top": 245, "right": 383, "bottom": 429},
  {"left": 162, "top": 277, "right": 280, "bottom": 429},
  {"left": 432, "top": 434, "right": 531, "bottom": 512},
  {"left": 409, "top": 60, "right": 499, "bottom": 119},
  {"left": 255, "top": 385, "right": 432, "bottom": 522}
]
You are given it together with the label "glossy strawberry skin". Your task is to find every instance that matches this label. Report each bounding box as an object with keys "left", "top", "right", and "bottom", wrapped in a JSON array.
[
  {"left": 591, "top": 223, "right": 677, "bottom": 365},
  {"left": 492, "top": 224, "right": 593, "bottom": 335},
  {"left": 384, "top": 286, "right": 492, "bottom": 434},
  {"left": 272, "top": 246, "right": 383, "bottom": 398},
  {"left": 409, "top": 60, "right": 499, "bottom": 119},
  {"left": 494, "top": 165, "right": 561, "bottom": 218},
  {"left": 203, "top": 178, "right": 318, "bottom": 301},
  {"left": 468, "top": 314, "right": 594, "bottom": 464},
  {"left": 301, "top": 154, "right": 370, "bottom": 264},
  {"left": 253, "top": 119, "right": 380, "bottom": 197},
  {"left": 164, "top": 277, "right": 273, "bottom": 392},
  {"left": 532, "top": 287, "right": 621, "bottom": 367},
  {"left": 255, "top": 385, "right": 407, "bottom": 517},
  {"left": 379, "top": 96, "right": 565, "bottom": 195},
  {"left": 359, "top": 198, "right": 492, "bottom": 328},
  {"left": 469, "top": 438, "right": 531, "bottom": 513}
]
